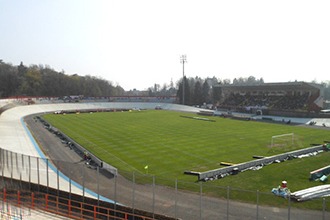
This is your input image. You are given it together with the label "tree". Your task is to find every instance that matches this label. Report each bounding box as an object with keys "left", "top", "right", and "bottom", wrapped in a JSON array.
[
  {"left": 40, "top": 66, "right": 63, "bottom": 96},
  {"left": 193, "top": 81, "right": 203, "bottom": 106},
  {"left": 202, "top": 80, "right": 211, "bottom": 104},
  {"left": 212, "top": 85, "right": 222, "bottom": 105},
  {"left": 0, "top": 62, "right": 19, "bottom": 97},
  {"left": 0, "top": 60, "right": 128, "bottom": 98},
  {"left": 154, "top": 84, "right": 160, "bottom": 93},
  {"left": 177, "top": 76, "right": 190, "bottom": 105},
  {"left": 19, "top": 66, "right": 42, "bottom": 96},
  {"left": 18, "top": 62, "right": 27, "bottom": 76},
  {"left": 247, "top": 76, "right": 256, "bottom": 85},
  {"left": 177, "top": 79, "right": 183, "bottom": 104}
]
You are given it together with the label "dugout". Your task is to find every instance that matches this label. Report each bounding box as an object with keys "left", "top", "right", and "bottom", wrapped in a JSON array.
[
  {"left": 198, "top": 145, "right": 325, "bottom": 181},
  {"left": 310, "top": 165, "right": 330, "bottom": 181}
]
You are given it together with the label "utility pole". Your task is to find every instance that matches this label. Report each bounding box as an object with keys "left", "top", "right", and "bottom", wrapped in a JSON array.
[{"left": 180, "top": 55, "right": 187, "bottom": 105}]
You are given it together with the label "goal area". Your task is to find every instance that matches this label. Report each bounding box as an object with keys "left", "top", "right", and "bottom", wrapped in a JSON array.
[{"left": 271, "top": 133, "right": 295, "bottom": 148}]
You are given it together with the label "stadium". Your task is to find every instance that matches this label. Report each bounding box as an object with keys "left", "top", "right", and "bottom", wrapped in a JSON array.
[{"left": 0, "top": 82, "right": 330, "bottom": 219}]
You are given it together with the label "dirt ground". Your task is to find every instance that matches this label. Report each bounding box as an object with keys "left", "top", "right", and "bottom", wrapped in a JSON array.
[{"left": 25, "top": 114, "right": 328, "bottom": 220}]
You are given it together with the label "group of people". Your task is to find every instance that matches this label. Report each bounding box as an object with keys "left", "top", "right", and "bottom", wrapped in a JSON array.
[
  {"left": 309, "top": 121, "right": 328, "bottom": 127},
  {"left": 220, "top": 93, "right": 310, "bottom": 111}
]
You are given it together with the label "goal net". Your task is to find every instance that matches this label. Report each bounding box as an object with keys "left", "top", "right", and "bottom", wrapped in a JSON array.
[{"left": 271, "top": 133, "right": 295, "bottom": 148}]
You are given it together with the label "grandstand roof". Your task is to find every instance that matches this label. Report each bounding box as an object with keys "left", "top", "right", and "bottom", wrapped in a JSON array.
[{"left": 214, "top": 81, "right": 321, "bottom": 92}]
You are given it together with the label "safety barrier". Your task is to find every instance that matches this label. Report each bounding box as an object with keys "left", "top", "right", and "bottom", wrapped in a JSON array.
[
  {"left": 0, "top": 184, "right": 173, "bottom": 220},
  {"left": 198, "top": 145, "right": 326, "bottom": 181},
  {"left": 46, "top": 122, "right": 118, "bottom": 176}
]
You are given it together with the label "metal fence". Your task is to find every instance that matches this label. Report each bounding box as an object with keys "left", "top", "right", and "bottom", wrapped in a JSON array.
[{"left": 0, "top": 148, "right": 329, "bottom": 220}]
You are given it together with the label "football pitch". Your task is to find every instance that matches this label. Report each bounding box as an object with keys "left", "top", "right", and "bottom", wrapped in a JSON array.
[{"left": 43, "top": 110, "right": 330, "bottom": 206}]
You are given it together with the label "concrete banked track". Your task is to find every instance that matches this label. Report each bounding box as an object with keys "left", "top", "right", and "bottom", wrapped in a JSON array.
[{"left": 0, "top": 102, "right": 204, "bottom": 201}]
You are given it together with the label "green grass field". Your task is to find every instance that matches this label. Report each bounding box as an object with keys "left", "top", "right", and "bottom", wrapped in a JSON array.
[{"left": 42, "top": 110, "right": 330, "bottom": 208}]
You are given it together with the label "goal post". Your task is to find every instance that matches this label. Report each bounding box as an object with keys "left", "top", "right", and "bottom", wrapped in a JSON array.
[{"left": 271, "top": 133, "right": 294, "bottom": 148}]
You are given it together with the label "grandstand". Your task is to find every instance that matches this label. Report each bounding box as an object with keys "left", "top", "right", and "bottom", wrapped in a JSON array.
[{"left": 214, "top": 82, "right": 324, "bottom": 116}]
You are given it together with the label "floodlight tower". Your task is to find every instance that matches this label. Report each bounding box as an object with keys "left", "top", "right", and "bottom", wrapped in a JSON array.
[{"left": 180, "top": 55, "right": 187, "bottom": 105}]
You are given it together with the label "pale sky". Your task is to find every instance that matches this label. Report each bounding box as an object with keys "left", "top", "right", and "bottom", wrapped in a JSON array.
[{"left": 1, "top": 0, "right": 330, "bottom": 91}]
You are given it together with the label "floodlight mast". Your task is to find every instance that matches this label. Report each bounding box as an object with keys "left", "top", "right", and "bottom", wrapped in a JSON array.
[{"left": 180, "top": 55, "right": 187, "bottom": 105}]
